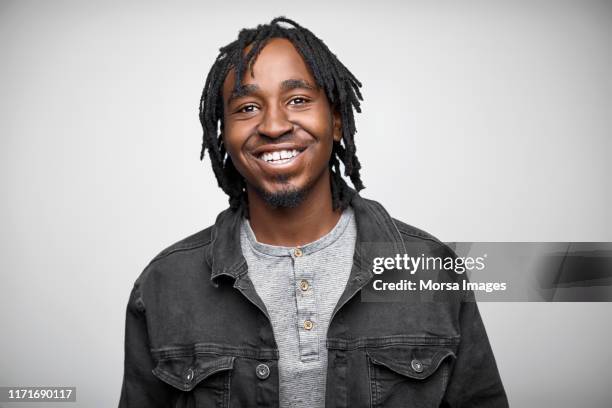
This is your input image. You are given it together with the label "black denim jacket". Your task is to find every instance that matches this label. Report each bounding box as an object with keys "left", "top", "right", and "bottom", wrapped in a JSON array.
[{"left": 119, "top": 191, "right": 509, "bottom": 407}]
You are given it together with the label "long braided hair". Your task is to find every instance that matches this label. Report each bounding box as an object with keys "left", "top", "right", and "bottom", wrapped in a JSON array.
[{"left": 199, "top": 16, "right": 364, "bottom": 213}]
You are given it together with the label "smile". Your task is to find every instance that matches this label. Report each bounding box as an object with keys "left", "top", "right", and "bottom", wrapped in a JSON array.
[{"left": 256, "top": 148, "right": 304, "bottom": 165}]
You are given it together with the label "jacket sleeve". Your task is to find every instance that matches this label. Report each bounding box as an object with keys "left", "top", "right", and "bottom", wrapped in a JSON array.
[
  {"left": 119, "top": 285, "right": 174, "bottom": 407},
  {"left": 441, "top": 298, "right": 509, "bottom": 407}
]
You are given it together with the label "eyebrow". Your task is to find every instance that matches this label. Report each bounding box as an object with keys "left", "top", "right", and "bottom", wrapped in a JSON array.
[
  {"left": 280, "top": 78, "right": 316, "bottom": 92},
  {"left": 227, "top": 79, "right": 317, "bottom": 104},
  {"left": 227, "top": 84, "right": 259, "bottom": 104}
]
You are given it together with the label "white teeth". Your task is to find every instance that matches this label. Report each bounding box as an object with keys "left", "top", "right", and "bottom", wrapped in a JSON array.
[{"left": 259, "top": 149, "right": 300, "bottom": 163}]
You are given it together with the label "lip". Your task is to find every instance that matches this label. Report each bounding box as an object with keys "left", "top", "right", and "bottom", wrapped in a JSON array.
[
  {"left": 251, "top": 143, "right": 307, "bottom": 157},
  {"left": 249, "top": 144, "right": 309, "bottom": 172}
]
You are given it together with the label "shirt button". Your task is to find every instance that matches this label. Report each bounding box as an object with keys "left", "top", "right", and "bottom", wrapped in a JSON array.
[
  {"left": 255, "top": 363, "right": 270, "bottom": 380},
  {"left": 293, "top": 247, "right": 303, "bottom": 257},
  {"left": 303, "top": 319, "right": 314, "bottom": 330},
  {"left": 411, "top": 359, "right": 424, "bottom": 373},
  {"left": 299, "top": 279, "right": 309, "bottom": 291},
  {"left": 185, "top": 368, "right": 195, "bottom": 382}
]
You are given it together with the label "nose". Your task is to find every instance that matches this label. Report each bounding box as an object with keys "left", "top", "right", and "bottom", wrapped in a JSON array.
[{"left": 256, "top": 105, "right": 293, "bottom": 139}]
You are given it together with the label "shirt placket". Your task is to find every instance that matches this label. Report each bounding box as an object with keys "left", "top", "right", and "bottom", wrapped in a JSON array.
[{"left": 291, "top": 246, "right": 319, "bottom": 362}]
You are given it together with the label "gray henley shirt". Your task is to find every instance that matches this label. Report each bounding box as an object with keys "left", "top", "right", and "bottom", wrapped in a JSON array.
[{"left": 239, "top": 206, "right": 356, "bottom": 408}]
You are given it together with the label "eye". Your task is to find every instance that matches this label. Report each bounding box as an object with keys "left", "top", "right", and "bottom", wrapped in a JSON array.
[
  {"left": 236, "top": 104, "right": 259, "bottom": 114},
  {"left": 288, "top": 97, "right": 310, "bottom": 105}
]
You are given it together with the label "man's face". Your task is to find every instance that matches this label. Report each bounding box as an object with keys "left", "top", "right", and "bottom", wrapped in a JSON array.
[{"left": 221, "top": 37, "right": 341, "bottom": 207}]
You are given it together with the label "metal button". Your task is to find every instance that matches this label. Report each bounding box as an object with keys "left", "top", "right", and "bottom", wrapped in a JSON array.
[
  {"left": 299, "top": 279, "right": 309, "bottom": 291},
  {"left": 255, "top": 363, "right": 270, "bottom": 380},
  {"left": 293, "top": 247, "right": 303, "bottom": 257},
  {"left": 303, "top": 319, "right": 314, "bottom": 330},
  {"left": 411, "top": 359, "right": 424, "bottom": 373},
  {"left": 185, "top": 368, "right": 195, "bottom": 382}
]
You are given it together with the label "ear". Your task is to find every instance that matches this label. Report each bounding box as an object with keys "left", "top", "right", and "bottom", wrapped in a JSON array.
[{"left": 332, "top": 109, "right": 342, "bottom": 143}]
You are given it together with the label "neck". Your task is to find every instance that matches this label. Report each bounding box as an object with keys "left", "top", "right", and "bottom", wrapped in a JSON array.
[{"left": 246, "top": 173, "right": 342, "bottom": 247}]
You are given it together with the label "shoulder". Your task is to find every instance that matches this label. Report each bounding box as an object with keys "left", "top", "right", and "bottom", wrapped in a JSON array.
[
  {"left": 353, "top": 193, "right": 457, "bottom": 258},
  {"left": 387, "top": 213, "right": 469, "bottom": 298},
  {"left": 391, "top": 218, "right": 446, "bottom": 246},
  {"left": 390, "top": 216, "right": 456, "bottom": 259},
  {"left": 149, "top": 225, "right": 214, "bottom": 264},
  {"left": 133, "top": 224, "right": 215, "bottom": 290}
]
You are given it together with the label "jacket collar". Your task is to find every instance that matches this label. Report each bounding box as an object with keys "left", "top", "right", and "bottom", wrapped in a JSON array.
[{"left": 206, "top": 189, "right": 406, "bottom": 284}]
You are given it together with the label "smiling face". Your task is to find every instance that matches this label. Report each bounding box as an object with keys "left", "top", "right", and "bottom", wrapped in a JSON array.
[{"left": 221, "top": 37, "right": 341, "bottom": 208}]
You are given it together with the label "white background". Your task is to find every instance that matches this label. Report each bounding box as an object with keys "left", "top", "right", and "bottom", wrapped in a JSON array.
[{"left": 1, "top": 0, "right": 611, "bottom": 406}]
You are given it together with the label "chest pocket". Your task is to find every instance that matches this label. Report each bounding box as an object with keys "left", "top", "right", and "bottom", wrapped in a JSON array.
[
  {"left": 152, "top": 352, "right": 235, "bottom": 408},
  {"left": 366, "top": 346, "right": 455, "bottom": 408}
]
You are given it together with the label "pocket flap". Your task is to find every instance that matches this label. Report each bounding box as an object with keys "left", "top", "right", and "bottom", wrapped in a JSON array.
[
  {"left": 152, "top": 353, "right": 235, "bottom": 391},
  {"left": 366, "top": 346, "right": 455, "bottom": 380}
]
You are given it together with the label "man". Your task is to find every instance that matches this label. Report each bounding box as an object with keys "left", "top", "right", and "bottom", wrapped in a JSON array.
[{"left": 119, "top": 17, "right": 508, "bottom": 407}]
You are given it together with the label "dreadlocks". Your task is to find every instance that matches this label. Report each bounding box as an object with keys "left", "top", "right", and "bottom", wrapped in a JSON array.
[{"left": 198, "top": 16, "right": 364, "bottom": 214}]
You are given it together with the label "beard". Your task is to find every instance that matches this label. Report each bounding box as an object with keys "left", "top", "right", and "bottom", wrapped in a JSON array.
[{"left": 251, "top": 174, "right": 309, "bottom": 208}]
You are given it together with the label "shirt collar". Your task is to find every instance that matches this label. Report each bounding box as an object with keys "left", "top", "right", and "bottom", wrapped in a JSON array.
[
  {"left": 206, "top": 189, "right": 406, "bottom": 284},
  {"left": 241, "top": 205, "right": 354, "bottom": 258}
]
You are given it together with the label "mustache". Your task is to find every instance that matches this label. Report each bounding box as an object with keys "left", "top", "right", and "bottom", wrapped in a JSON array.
[{"left": 252, "top": 131, "right": 295, "bottom": 143}]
